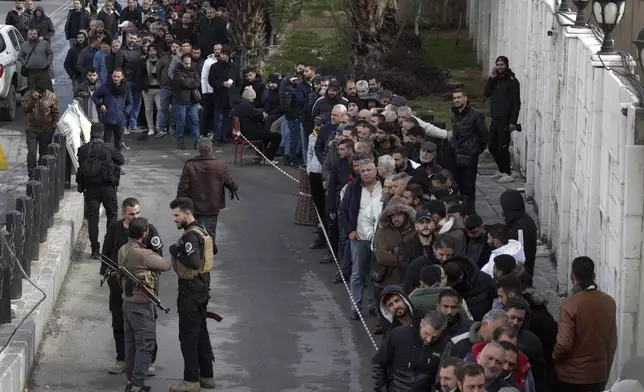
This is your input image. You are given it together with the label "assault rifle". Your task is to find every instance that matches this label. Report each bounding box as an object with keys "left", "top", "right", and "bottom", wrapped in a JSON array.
[
  {"left": 98, "top": 253, "right": 224, "bottom": 323},
  {"left": 97, "top": 253, "right": 171, "bottom": 314}
]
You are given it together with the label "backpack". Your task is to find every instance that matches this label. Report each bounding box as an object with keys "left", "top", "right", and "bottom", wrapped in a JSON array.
[{"left": 79, "top": 142, "right": 119, "bottom": 186}]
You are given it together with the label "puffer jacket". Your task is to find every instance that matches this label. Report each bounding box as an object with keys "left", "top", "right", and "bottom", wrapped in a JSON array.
[
  {"left": 373, "top": 317, "right": 448, "bottom": 392},
  {"left": 373, "top": 201, "right": 417, "bottom": 288},
  {"left": 306, "top": 133, "right": 322, "bottom": 174},
  {"left": 177, "top": 155, "right": 238, "bottom": 215}
]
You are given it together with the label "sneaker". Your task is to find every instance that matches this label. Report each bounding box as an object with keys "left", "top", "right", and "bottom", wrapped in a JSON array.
[
  {"left": 319, "top": 252, "right": 334, "bottom": 264},
  {"left": 169, "top": 381, "right": 201, "bottom": 392},
  {"left": 177, "top": 143, "right": 187, "bottom": 150},
  {"left": 490, "top": 171, "right": 502, "bottom": 180},
  {"left": 147, "top": 362, "right": 156, "bottom": 376},
  {"left": 261, "top": 159, "right": 279, "bottom": 166},
  {"left": 200, "top": 377, "right": 216, "bottom": 389},
  {"left": 147, "top": 128, "right": 155, "bottom": 136},
  {"left": 108, "top": 360, "right": 126, "bottom": 374},
  {"left": 169, "top": 128, "right": 176, "bottom": 135},
  {"left": 498, "top": 173, "right": 515, "bottom": 183},
  {"left": 123, "top": 128, "right": 131, "bottom": 135},
  {"left": 120, "top": 141, "right": 130, "bottom": 150},
  {"left": 156, "top": 131, "right": 167, "bottom": 138},
  {"left": 309, "top": 236, "right": 325, "bottom": 250}
]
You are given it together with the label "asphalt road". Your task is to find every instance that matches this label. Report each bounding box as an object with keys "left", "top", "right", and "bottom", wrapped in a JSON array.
[{"left": 27, "top": 139, "right": 378, "bottom": 391}]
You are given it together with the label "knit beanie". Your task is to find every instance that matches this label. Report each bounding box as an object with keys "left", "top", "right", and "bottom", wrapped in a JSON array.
[
  {"left": 496, "top": 55, "right": 509, "bottom": 66},
  {"left": 241, "top": 86, "right": 256, "bottom": 101},
  {"left": 90, "top": 123, "right": 105, "bottom": 139}
]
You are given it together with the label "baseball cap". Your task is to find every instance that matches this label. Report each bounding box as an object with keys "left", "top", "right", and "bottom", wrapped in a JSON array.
[
  {"left": 391, "top": 95, "right": 406, "bottom": 106},
  {"left": 415, "top": 210, "right": 432, "bottom": 222},
  {"left": 421, "top": 141, "right": 437, "bottom": 151}
]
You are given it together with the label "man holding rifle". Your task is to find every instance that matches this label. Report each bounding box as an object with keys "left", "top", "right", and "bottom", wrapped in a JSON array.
[
  {"left": 101, "top": 198, "right": 163, "bottom": 376},
  {"left": 118, "top": 217, "right": 171, "bottom": 392}
]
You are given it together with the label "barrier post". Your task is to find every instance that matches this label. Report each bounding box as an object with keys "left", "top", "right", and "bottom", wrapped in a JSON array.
[
  {"left": 40, "top": 155, "right": 56, "bottom": 228},
  {"left": 6, "top": 210, "right": 23, "bottom": 300},
  {"left": 16, "top": 196, "right": 33, "bottom": 277},
  {"left": 34, "top": 166, "right": 50, "bottom": 242},
  {"left": 26, "top": 180, "right": 43, "bottom": 255},
  {"left": 45, "top": 145, "right": 61, "bottom": 213},
  {"left": 0, "top": 232, "right": 13, "bottom": 323}
]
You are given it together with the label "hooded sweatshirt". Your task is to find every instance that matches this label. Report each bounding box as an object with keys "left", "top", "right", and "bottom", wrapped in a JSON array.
[
  {"left": 29, "top": 6, "right": 55, "bottom": 42},
  {"left": 500, "top": 190, "right": 538, "bottom": 275},
  {"left": 481, "top": 239, "right": 526, "bottom": 277},
  {"left": 438, "top": 214, "right": 467, "bottom": 256},
  {"left": 378, "top": 285, "right": 418, "bottom": 337}
]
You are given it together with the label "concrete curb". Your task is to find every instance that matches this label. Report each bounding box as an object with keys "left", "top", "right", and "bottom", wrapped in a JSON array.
[{"left": 0, "top": 190, "right": 84, "bottom": 392}]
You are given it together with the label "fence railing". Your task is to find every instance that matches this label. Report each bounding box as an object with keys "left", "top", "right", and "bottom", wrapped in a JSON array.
[{"left": 0, "top": 132, "right": 71, "bottom": 323}]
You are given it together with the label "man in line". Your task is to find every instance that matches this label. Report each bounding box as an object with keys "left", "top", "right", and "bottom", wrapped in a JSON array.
[
  {"left": 119, "top": 217, "right": 171, "bottom": 392},
  {"left": 19, "top": 28, "right": 54, "bottom": 91}
]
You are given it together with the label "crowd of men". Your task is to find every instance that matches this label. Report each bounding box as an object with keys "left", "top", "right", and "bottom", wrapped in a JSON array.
[{"left": 8, "top": 0, "right": 635, "bottom": 391}]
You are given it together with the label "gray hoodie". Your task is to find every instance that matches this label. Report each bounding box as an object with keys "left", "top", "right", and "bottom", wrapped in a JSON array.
[{"left": 19, "top": 38, "right": 53, "bottom": 71}]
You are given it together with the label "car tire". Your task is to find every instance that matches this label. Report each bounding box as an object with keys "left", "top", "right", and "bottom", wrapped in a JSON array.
[{"left": 0, "top": 84, "right": 17, "bottom": 122}]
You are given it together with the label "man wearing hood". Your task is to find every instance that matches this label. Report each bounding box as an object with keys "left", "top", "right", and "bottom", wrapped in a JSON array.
[
  {"left": 378, "top": 285, "right": 417, "bottom": 337},
  {"left": 425, "top": 200, "right": 467, "bottom": 256},
  {"left": 482, "top": 224, "right": 526, "bottom": 278},
  {"left": 64, "top": 30, "right": 88, "bottom": 92},
  {"left": 64, "top": 0, "right": 90, "bottom": 47},
  {"left": 372, "top": 310, "right": 449, "bottom": 392},
  {"left": 22, "top": 79, "right": 60, "bottom": 180},
  {"left": 93, "top": 68, "right": 133, "bottom": 150},
  {"left": 19, "top": 28, "right": 53, "bottom": 92},
  {"left": 443, "top": 255, "right": 496, "bottom": 321},
  {"left": 6, "top": 0, "right": 30, "bottom": 38},
  {"left": 29, "top": 6, "right": 55, "bottom": 44},
  {"left": 500, "top": 190, "right": 538, "bottom": 276},
  {"left": 440, "top": 308, "right": 509, "bottom": 361},
  {"left": 484, "top": 56, "right": 521, "bottom": 184}
]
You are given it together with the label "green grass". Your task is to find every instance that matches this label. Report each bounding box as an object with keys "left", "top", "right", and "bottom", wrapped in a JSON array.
[{"left": 265, "top": 30, "right": 348, "bottom": 76}]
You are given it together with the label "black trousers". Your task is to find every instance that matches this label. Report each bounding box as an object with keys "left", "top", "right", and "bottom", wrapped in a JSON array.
[
  {"left": 85, "top": 185, "right": 118, "bottom": 252},
  {"left": 452, "top": 153, "right": 479, "bottom": 204},
  {"left": 308, "top": 173, "right": 326, "bottom": 227},
  {"left": 178, "top": 290, "right": 214, "bottom": 382},
  {"left": 488, "top": 125, "right": 512, "bottom": 175},
  {"left": 200, "top": 93, "right": 214, "bottom": 137},
  {"left": 27, "top": 69, "right": 52, "bottom": 92},
  {"left": 108, "top": 276, "right": 158, "bottom": 362},
  {"left": 26, "top": 130, "right": 54, "bottom": 180},
  {"left": 103, "top": 123, "right": 124, "bottom": 150},
  {"left": 554, "top": 380, "right": 605, "bottom": 392},
  {"left": 195, "top": 214, "right": 218, "bottom": 256},
  {"left": 250, "top": 130, "right": 282, "bottom": 160}
]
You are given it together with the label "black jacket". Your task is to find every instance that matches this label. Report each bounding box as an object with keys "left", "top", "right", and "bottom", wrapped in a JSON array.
[
  {"left": 64, "top": 41, "right": 86, "bottom": 80},
  {"left": 439, "top": 321, "right": 484, "bottom": 362},
  {"left": 500, "top": 190, "right": 538, "bottom": 276},
  {"left": 209, "top": 59, "right": 241, "bottom": 108},
  {"left": 64, "top": 9, "right": 90, "bottom": 40},
  {"left": 403, "top": 253, "right": 437, "bottom": 295},
  {"left": 5, "top": 9, "right": 30, "bottom": 38},
  {"left": 310, "top": 93, "right": 349, "bottom": 122},
  {"left": 101, "top": 219, "right": 163, "bottom": 275},
  {"left": 172, "top": 65, "right": 200, "bottom": 105},
  {"left": 198, "top": 17, "right": 229, "bottom": 56},
  {"left": 241, "top": 75, "right": 265, "bottom": 109},
  {"left": 231, "top": 99, "right": 265, "bottom": 140},
  {"left": 121, "top": 45, "right": 143, "bottom": 83},
  {"left": 483, "top": 70, "right": 521, "bottom": 128},
  {"left": 326, "top": 157, "right": 352, "bottom": 213},
  {"left": 518, "top": 328, "right": 548, "bottom": 392},
  {"left": 446, "top": 314, "right": 474, "bottom": 339},
  {"left": 443, "top": 255, "right": 495, "bottom": 321},
  {"left": 29, "top": 7, "right": 55, "bottom": 43},
  {"left": 263, "top": 88, "right": 282, "bottom": 115},
  {"left": 399, "top": 236, "right": 434, "bottom": 294},
  {"left": 172, "top": 24, "right": 198, "bottom": 45},
  {"left": 278, "top": 75, "right": 298, "bottom": 121},
  {"left": 450, "top": 104, "right": 489, "bottom": 157},
  {"left": 373, "top": 318, "right": 449, "bottom": 392},
  {"left": 76, "top": 140, "right": 124, "bottom": 189},
  {"left": 119, "top": 5, "right": 142, "bottom": 27},
  {"left": 411, "top": 161, "right": 443, "bottom": 194},
  {"left": 465, "top": 235, "right": 492, "bottom": 269}
]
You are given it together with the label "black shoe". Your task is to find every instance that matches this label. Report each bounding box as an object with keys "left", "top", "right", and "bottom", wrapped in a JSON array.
[
  {"left": 193, "top": 141, "right": 198, "bottom": 150},
  {"left": 332, "top": 275, "right": 348, "bottom": 284},
  {"left": 91, "top": 251, "right": 99, "bottom": 259},
  {"left": 351, "top": 310, "right": 359, "bottom": 321},
  {"left": 309, "top": 237, "right": 325, "bottom": 249},
  {"left": 177, "top": 143, "right": 186, "bottom": 150},
  {"left": 124, "top": 383, "right": 133, "bottom": 392},
  {"left": 369, "top": 307, "right": 377, "bottom": 317},
  {"left": 374, "top": 326, "right": 384, "bottom": 335},
  {"left": 319, "top": 252, "right": 334, "bottom": 264}
]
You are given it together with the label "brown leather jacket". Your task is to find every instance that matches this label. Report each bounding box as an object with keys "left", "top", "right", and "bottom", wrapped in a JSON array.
[
  {"left": 553, "top": 287, "right": 617, "bottom": 384},
  {"left": 22, "top": 89, "right": 60, "bottom": 132},
  {"left": 177, "top": 155, "right": 238, "bottom": 215}
]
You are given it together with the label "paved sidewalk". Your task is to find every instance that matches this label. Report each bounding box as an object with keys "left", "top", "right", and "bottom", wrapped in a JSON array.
[{"left": 475, "top": 165, "right": 563, "bottom": 319}]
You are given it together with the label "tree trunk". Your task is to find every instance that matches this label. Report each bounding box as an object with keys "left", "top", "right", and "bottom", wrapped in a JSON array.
[
  {"left": 227, "top": 0, "right": 267, "bottom": 71},
  {"left": 346, "top": 0, "right": 397, "bottom": 73}
]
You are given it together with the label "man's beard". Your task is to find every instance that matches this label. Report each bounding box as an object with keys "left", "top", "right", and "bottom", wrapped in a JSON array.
[
  {"left": 419, "top": 229, "right": 432, "bottom": 237},
  {"left": 394, "top": 305, "right": 407, "bottom": 318}
]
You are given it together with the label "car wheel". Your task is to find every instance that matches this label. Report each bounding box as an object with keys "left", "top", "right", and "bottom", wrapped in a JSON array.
[{"left": 0, "top": 84, "right": 17, "bottom": 122}]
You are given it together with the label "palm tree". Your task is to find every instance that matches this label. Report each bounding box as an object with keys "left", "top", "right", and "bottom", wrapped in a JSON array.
[{"left": 227, "top": 0, "right": 268, "bottom": 70}]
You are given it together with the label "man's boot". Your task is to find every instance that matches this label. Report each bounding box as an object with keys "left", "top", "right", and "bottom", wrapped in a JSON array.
[
  {"left": 169, "top": 381, "right": 201, "bottom": 392},
  {"left": 200, "top": 377, "right": 216, "bottom": 389}
]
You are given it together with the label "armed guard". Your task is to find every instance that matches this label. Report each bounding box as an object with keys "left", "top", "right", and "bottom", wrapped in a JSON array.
[
  {"left": 118, "top": 217, "right": 171, "bottom": 392},
  {"left": 77, "top": 123, "right": 124, "bottom": 258},
  {"left": 168, "top": 197, "right": 216, "bottom": 392},
  {"left": 102, "top": 197, "right": 163, "bottom": 375}
]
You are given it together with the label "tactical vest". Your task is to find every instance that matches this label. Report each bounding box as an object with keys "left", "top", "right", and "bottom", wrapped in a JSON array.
[
  {"left": 172, "top": 225, "right": 214, "bottom": 280},
  {"left": 120, "top": 243, "right": 157, "bottom": 296}
]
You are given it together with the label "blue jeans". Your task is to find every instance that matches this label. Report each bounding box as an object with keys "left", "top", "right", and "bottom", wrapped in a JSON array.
[
  {"left": 174, "top": 104, "right": 200, "bottom": 144},
  {"left": 213, "top": 107, "right": 231, "bottom": 140},
  {"left": 126, "top": 84, "right": 141, "bottom": 129},
  {"left": 349, "top": 239, "right": 373, "bottom": 311},
  {"left": 287, "top": 120, "right": 301, "bottom": 159},
  {"left": 158, "top": 88, "right": 174, "bottom": 132}
]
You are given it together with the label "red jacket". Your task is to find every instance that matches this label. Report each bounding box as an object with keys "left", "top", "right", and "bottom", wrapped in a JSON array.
[{"left": 472, "top": 341, "right": 531, "bottom": 390}]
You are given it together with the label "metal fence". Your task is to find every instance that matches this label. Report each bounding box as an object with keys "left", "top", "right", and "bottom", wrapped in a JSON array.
[{"left": 0, "top": 132, "right": 71, "bottom": 324}]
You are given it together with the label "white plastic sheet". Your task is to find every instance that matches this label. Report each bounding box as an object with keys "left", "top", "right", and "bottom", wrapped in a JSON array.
[{"left": 57, "top": 100, "right": 91, "bottom": 170}]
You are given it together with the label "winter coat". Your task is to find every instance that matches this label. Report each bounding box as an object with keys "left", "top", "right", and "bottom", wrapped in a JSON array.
[
  {"left": 553, "top": 286, "right": 617, "bottom": 385},
  {"left": 18, "top": 38, "right": 52, "bottom": 71},
  {"left": 483, "top": 69, "right": 521, "bottom": 128},
  {"left": 500, "top": 190, "right": 538, "bottom": 275},
  {"left": 403, "top": 253, "right": 436, "bottom": 295},
  {"left": 409, "top": 286, "right": 472, "bottom": 321},
  {"left": 231, "top": 99, "right": 264, "bottom": 140},
  {"left": 450, "top": 104, "right": 489, "bottom": 157},
  {"left": 74, "top": 81, "right": 100, "bottom": 123},
  {"left": 92, "top": 81, "right": 133, "bottom": 125},
  {"left": 122, "top": 45, "right": 143, "bottom": 83},
  {"left": 6, "top": 8, "right": 30, "bottom": 38},
  {"left": 172, "top": 65, "right": 200, "bottom": 105},
  {"left": 22, "top": 90, "right": 60, "bottom": 132},
  {"left": 64, "top": 9, "right": 91, "bottom": 40},
  {"left": 311, "top": 93, "right": 349, "bottom": 122},
  {"left": 76, "top": 46, "right": 98, "bottom": 75},
  {"left": 439, "top": 321, "right": 485, "bottom": 362},
  {"left": 378, "top": 285, "right": 420, "bottom": 338},
  {"left": 120, "top": 5, "right": 142, "bottom": 28},
  {"left": 373, "top": 317, "right": 449, "bottom": 392},
  {"left": 278, "top": 75, "right": 298, "bottom": 121},
  {"left": 398, "top": 236, "right": 432, "bottom": 292},
  {"left": 156, "top": 53, "right": 173, "bottom": 89},
  {"left": 522, "top": 288, "right": 558, "bottom": 384},
  {"left": 64, "top": 37, "right": 87, "bottom": 80},
  {"left": 466, "top": 234, "right": 493, "bottom": 269},
  {"left": 241, "top": 75, "right": 265, "bottom": 109},
  {"left": 373, "top": 203, "right": 417, "bottom": 287},
  {"left": 200, "top": 55, "right": 217, "bottom": 93},
  {"left": 327, "top": 157, "right": 352, "bottom": 213},
  {"left": 374, "top": 134, "right": 403, "bottom": 157},
  {"left": 517, "top": 328, "right": 548, "bottom": 392},
  {"left": 97, "top": 8, "right": 119, "bottom": 36},
  {"left": 209, "top": 59, "right": 241, "bottom": 108},
  {"left": 177, "top": 155, "right": 238, "bottom": 216},
  {"left": 443, "top": 255, "right": 495, "bottom": 321},
  {"left": 197, "top": 17, "right": 229, "bottom": 56},
  {"left": 29, "top": 7, "right": 55, "bottom": 42}
]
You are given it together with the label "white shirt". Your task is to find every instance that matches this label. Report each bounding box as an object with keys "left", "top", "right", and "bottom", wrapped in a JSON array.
[
  {"left": 357, "top": 182, "right": 382, "bottom": 240},
  {"left": 201, "top": 55, "right": 218, "bottom": 93}
]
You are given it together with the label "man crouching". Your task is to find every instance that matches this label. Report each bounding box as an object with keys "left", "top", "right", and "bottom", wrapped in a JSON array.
[{"left": 119, "top": 217, "right": 171, "bottom": 392}]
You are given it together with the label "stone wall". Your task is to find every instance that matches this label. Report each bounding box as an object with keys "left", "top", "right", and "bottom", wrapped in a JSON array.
[{"left": 467, "top": 0, "right": 644, "bottom": 377}]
